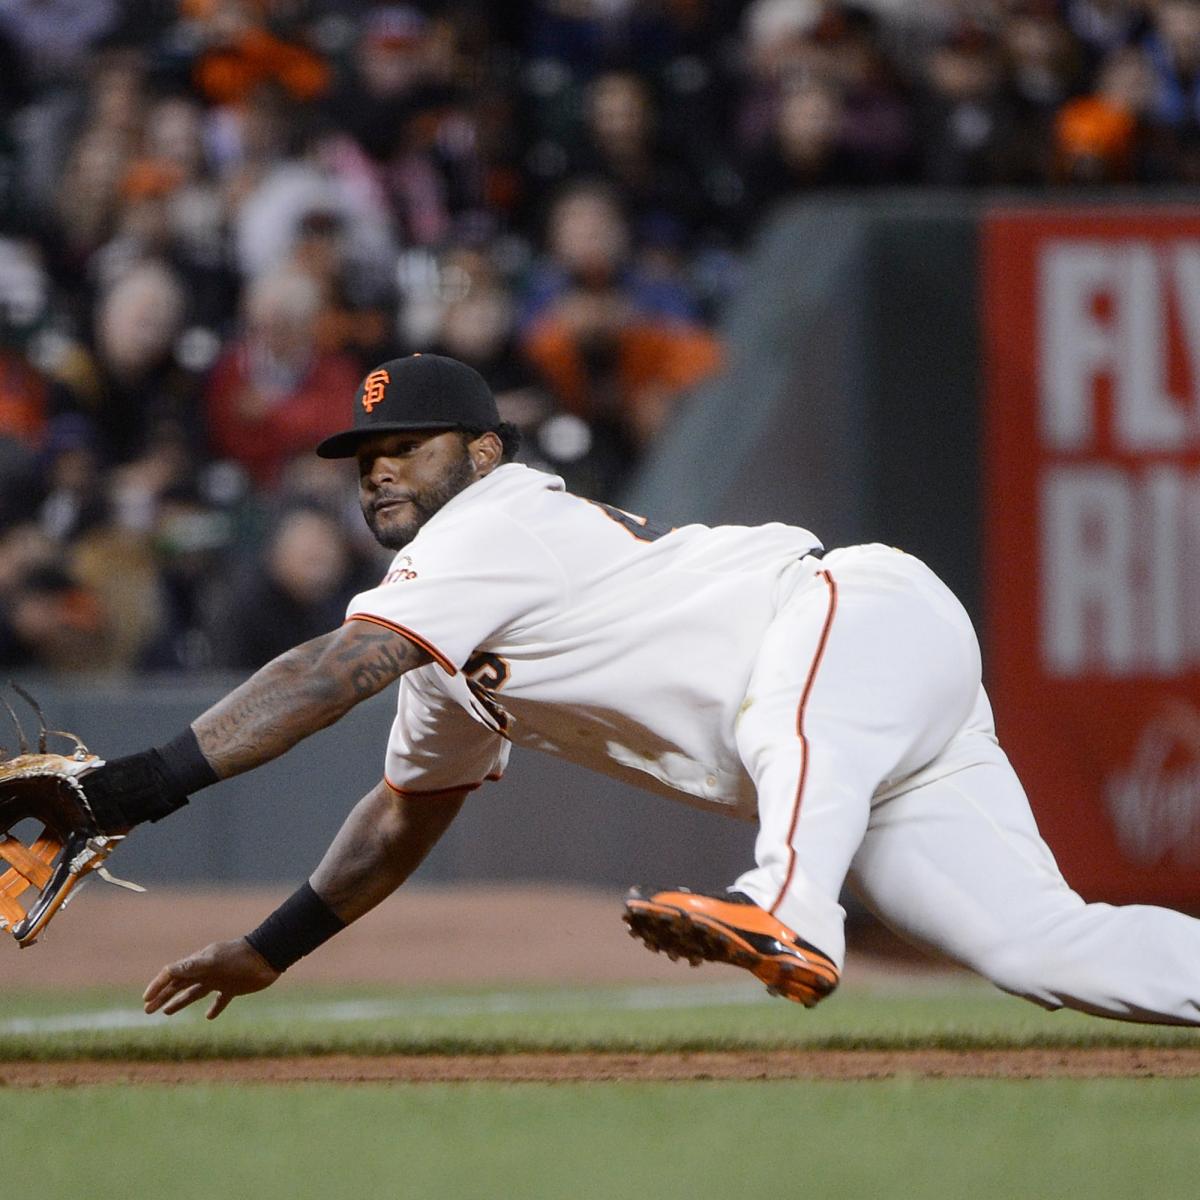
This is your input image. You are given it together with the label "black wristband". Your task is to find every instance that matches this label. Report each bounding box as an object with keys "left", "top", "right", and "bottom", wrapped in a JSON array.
[
  {"left": 155, "top": 727, "right": 219, "bottom": 797},
  {"left": 244, "top": 882, "right": 347, "bottom": 973},
  {"left": 82, "top": 727, "right": 218, "bottom": 832}
]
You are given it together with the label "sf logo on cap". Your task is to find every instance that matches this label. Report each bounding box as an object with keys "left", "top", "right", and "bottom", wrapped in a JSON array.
[{"left": 362, "top": 369, "right": 391, "bottom": 413}]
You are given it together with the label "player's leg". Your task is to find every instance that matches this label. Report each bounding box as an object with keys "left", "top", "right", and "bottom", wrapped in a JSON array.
[
  {"left": 850, "top": 726, "right": 1200, "bottom": 1025},
  {"left": 729, "top": 546, "right": 983, "bottom": 968},
  {"left": 624, "top": 545, "right": 987, "bottom": 1002}
]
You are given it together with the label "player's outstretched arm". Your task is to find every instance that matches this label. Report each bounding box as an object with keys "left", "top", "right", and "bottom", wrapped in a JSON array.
[
  {"left": 143, "top": 780, "right": 466, "bottom": 1019},
  {"left": 192, "top": 620, "right": 431, "bottom": 779},
  {"left": 81, "top": 622, "right": 430, "bottom": 834}
]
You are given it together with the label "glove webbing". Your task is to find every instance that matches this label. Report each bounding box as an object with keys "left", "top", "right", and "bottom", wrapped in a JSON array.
[{"left": 0, "top": 832, "right": 58, "bottom": 927}]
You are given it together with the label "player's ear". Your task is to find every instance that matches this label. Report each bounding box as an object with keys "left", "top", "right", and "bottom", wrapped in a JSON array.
[{"left": 469, "top": 431, "right": 503, "bottom": 474}]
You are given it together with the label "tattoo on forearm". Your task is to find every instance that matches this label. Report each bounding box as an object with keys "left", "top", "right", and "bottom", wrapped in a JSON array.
[{"left": 193, "top": 625, "right": 430, "bottom": 779}]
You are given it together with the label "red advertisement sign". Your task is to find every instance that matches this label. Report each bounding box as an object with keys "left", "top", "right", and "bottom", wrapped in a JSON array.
[{"left": 983, "top": 208, "right": 1200, "bottom": 906}]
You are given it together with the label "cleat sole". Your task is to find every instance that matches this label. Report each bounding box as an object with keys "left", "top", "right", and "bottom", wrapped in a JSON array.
[{"left": 622, "top": 897, "right": 838, "bottom": 1008}]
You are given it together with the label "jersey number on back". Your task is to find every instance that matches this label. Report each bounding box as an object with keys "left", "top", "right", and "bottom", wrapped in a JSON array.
[{"left": 590, "top": 501, "right": 671, "bottom": 542}]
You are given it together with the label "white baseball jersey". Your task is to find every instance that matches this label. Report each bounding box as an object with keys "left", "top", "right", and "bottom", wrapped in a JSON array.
[
  {"left": 345, "top": 462, "right": 1200, "bottom": 1028},
  {"left": 345, "top": 462, "right": 822, "bottom": 812}
]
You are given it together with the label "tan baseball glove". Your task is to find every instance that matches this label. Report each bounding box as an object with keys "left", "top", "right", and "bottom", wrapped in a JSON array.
[{"left": 0, "top": 686, "right": 143, "bottom": 948}]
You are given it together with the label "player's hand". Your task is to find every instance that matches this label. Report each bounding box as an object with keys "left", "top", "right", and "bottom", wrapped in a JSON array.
[{"left": 143, "top": 938, "right": 281, "bottom": 1021}]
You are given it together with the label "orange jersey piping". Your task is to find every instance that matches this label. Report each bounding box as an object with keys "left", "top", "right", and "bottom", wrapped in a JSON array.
[
  {"left": 345, "top": 614, "right": 457, "bottom": 675},
  {"left": 384, "top": 771, "right": 504, "bottom": 799}
]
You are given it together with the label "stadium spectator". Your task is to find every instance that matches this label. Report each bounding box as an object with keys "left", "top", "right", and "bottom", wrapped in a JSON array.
[
  {"left": 1063, "top": 0, "right": 1150, "bottom": 73},
  {"left": 824, "top": 6, "right": 913, "bottom": 181},
  {"left": 284, "top": 207, "right": 395, "bottom": 365},
  {"left": 1141, "top": 0, "right": 1200, "bottom": 177},
  {"left": 915, "top": 22, "right": 1033, "bottom": 185},
  {"left": 0, "top": 522, "right": 56, "bottom": 602},
  {"left": 70, "top": 519, "right": 165, "bottom": 671},
  {"left": 736, "top": 1, "right": 912, "bottom": 170},
  {"left": 114, "top": 94, "right": 238, "bottom": 330},
  {"left": 522, "top": 0, "right": 702, "bottom": 79},
  {"left": 0, "top": 562, "right": 109, "bottom": 671},
  {"left": 37, "top": 415, "right": 111, "bottom": 547},
  {"left": 324, "top": 4, "right": 449, "bottom": 164},
  {"left": 37, "top": 414, "right": 106, "bottom": 544},
  {"left": 54, "top": 124, "right": 135, "bottom": 277},
  {"left": 0, "top": 0, "right": 120, "bottom": 88},
  {"left": 231, "top": 129, "right": 398, "bottom": 291},
  {"left": 138, "top": 484, "right": 235, "bottom": 671},
  {"left": 1002, "top": 7, "right": 1085, "bottom": 179},
  {"left": 1143, "top": 0, "right": 1200, "bottom": 123},
  {"left": 205, "top": 269, "right": 362, "bottom": 487},
  {"left": 0, "top": 236, "right": 54, "bottom": 450},
  {"left": 0, "top": 1, "right": 122, "bottom": 213},
  {"left": 192, "top": 12, "right": 330, "bottom": 109},
  {"left": 83, "top": 260, "right": 201, "bottom": 465},
  {"left": 520, "top": 182, "right": 722, "bottom": 484},
  {"left": 738, "top": 0, "right": 832, "bottom": 155},
  {"left": 741, "top": 79, "right": 863, "bottom": 222},
  {"left": 1054, "top": 44, "right": 1164, "bottom": 182},
  {"left": 0, "top": 347, "right": 47, "bottom": 449},
  {"left": 568, "top": 71, "right": 707, "bottom": 247},
  {"left": 432, "top": 249, "right": 546, "bottom": 415},
  {"left": 211, "top": 504, "right": 371, "bottom": 669},
  {"left": 324, "top": 5, "right": 494, "bottom": 248},
  {"left": 0, "top": 0, "right": 1197, "bottom": 677},
  {"left": 0, "top": 438, "right": 40, "bottom": 526}
]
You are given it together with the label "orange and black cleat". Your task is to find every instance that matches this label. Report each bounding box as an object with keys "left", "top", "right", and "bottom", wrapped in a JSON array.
[{"left": 622, "top": 887, "right": 839, "bottom": 1007}]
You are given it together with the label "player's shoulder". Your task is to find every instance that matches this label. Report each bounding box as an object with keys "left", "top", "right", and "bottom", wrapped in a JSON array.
[
  {"left": 394, "top": 464, "right": 570, "bottom": 573},
  {"left": 403, "top": 467, "right": 539, "bottom": 541},
  {"left": 437, "top": 463, "right": 564, "bottom": 523}
]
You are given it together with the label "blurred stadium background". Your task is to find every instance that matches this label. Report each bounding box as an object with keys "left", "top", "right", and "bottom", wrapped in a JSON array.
[{"left": 0, "top": 0, "right": 1198, "bottom": 908}]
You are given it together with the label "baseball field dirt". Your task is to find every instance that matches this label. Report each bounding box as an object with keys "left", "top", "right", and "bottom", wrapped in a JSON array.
[
  {"left": 3, "top": 885, "right": 1199, "bottom": 1085},
  {"left": 5, "top": 1047, "right": 1200, "bottom": 1087}
]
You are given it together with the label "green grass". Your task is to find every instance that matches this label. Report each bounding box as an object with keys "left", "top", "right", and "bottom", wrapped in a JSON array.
[
  {"left": 4, "top": 980, "right": 1200, "bottom": 1200},
  {"left": 3, "top": 1079, "right": 1200, "bottom": 1200},
  {"left": 1, "top": 977, "right": 1198, "bottom": 1060}
]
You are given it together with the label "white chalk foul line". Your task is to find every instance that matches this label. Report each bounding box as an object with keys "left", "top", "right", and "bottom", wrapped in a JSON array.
[
  {"left": 0, "top": 1008, "right": 156, "bottom": 1035},
  {"left": 268, "top": 982, "right": 771, "bottom": 1024},
  {"left": 0, "top": 981, "right": 769, "bottom": 1036}
]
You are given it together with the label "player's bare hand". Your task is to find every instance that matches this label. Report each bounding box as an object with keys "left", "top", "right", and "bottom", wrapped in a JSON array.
[{"left": 143, "top": 939, "right": 280, "bottom": 1020}]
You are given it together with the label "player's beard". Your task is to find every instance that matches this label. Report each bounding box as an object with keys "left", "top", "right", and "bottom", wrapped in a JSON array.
[{"left": 362, "top": 450, "right": 477, "bottom": 550}]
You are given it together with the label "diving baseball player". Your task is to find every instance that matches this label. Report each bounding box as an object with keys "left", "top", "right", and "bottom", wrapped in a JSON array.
[{"left": 76, "top": 354, "right": 1200, "bottom": 1024}]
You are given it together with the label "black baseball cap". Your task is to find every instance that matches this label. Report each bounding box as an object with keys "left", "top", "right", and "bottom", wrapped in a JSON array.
[{"left": 315, "top": 354, "right": 500, "bottom": 458}]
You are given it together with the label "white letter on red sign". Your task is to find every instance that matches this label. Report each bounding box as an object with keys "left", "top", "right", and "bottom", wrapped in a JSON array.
[
  {"left": 1173, "top": 245, "right": 1200, "bottom": 418},
  {"left": 1040, "top": 241, "right": 1197, "bottom": 453},
  {"left": 1040, "top": 242, "right": 1117, "bottom": 451},
  {"left": 1116, "top": 244, "right": 1187, "bottom": 451},
  {"left": 1146, "top": 466, "right": 1183, "bottom": 671},
  {"left": 1041, "top": 464, "right": 1133, "bottom": 675}
]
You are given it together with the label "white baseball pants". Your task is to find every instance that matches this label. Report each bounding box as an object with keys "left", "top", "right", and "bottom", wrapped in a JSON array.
[{"left": 732, "top": 543, "right": 1200, "bottom": 1025}]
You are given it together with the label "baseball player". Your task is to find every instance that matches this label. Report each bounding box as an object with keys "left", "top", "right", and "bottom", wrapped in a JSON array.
[{"left": 76, "top": 354, "right": 1200, "bottom": 1024}]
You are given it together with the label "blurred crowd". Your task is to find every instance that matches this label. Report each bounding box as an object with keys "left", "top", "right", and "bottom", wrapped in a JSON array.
[{"left": 0, "top": 0, "right": 1196, "bottom": 675}]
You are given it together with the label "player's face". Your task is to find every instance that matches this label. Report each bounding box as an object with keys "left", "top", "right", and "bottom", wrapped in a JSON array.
[{"left": 356, "top": 430, "right": 477, "bottom": 550}]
